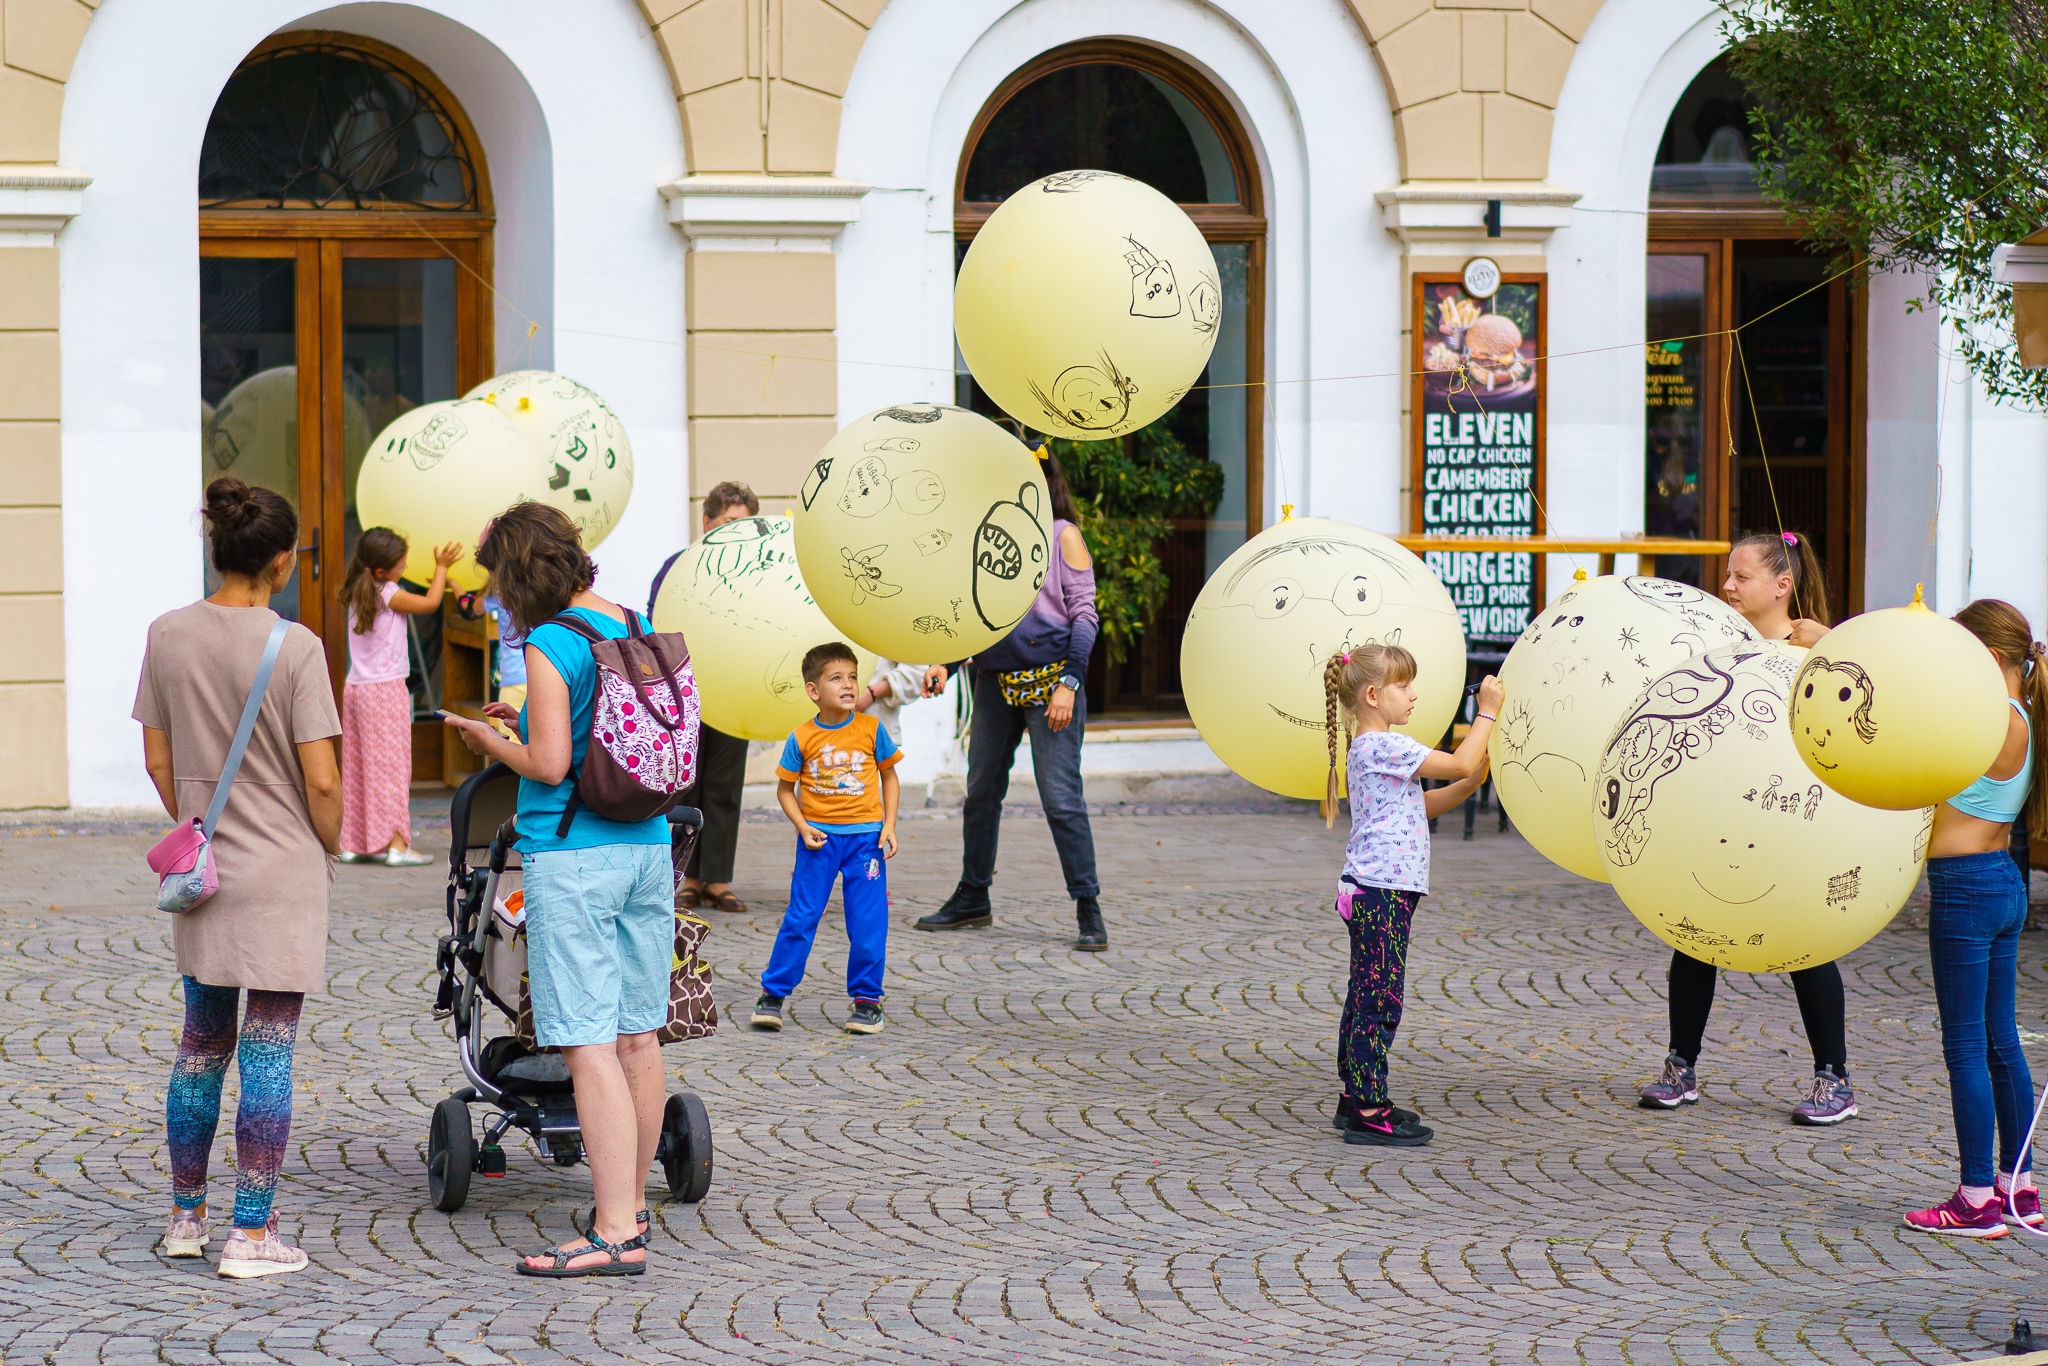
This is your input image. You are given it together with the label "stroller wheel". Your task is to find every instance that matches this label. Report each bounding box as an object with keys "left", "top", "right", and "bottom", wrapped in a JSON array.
[
  {"left": 427, "top": 1097, "right": 474, "bottom": 1212},
  {"left": 660, "top": 1092, "right": 713, "bottom": 1203}
]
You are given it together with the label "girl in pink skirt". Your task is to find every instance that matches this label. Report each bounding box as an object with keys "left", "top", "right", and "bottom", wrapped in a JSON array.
[{"left": 338, "top": 528, "right": 460, "bottom": 866}]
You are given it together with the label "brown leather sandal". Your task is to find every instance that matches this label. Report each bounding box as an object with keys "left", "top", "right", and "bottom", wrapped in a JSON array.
[
  {"left": 707, "top": 888, "right": 748, "bottom": 913},
  {"left": 676, "top": 884, "right": 705, "bottom": 910}
]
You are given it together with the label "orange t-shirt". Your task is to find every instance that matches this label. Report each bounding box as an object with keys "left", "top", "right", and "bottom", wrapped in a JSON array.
[{"left": 775, "top": 712, "right": 902, "bottom": 830}]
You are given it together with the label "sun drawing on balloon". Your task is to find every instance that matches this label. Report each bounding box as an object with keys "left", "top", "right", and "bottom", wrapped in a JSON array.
[{"left": 1497, "top": 699, "right": 1534, "bottom": 760}]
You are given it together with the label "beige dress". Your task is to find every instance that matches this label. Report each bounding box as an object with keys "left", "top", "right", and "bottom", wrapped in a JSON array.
[{"left": 132, "top": 601, "right": 342, "bottom": 993}]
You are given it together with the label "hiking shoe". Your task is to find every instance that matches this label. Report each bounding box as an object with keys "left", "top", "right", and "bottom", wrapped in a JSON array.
[
  {"left": 1637, "top": 1051, "right": 1699, "bottom": 1109},
  {"left": 844, "top": 1000, "right": 884, "bottom": 1035},
  {"left": 1904, "top": 1189, "right": 2008, "bottom": 1239},
  {"left": 1074, "top": 897, "right": 1107, "bottom": 951},
  {"left": 1791, "top": 1066, "right": 1858, "bottom": 1125},
  {"left": 1342, "top": 1109, "right": 1434, "bottom": 1147},
  {"left": 2003, "top": 1186, "right": 2045, "bottom": 1227},
  {"left": 217, "top": 1217, "right": 310, "bottom": 1277},
  {"left": 1331, "top": 1095, "right": 1419, "bottom": 1130},
  {"left": 161, "top": 1207, "right": 209, "bottom": 1258},
  {"left": 750, "top": 994, "right": 785, "bottom": 1031},
  {"left": 915, "top": 883, "right": 992, "bottom": 931}
]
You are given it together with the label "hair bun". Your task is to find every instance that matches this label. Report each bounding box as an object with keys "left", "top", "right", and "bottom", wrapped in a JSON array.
[{"left": 203, "top": 476, "right": 257, "bottom": 529}]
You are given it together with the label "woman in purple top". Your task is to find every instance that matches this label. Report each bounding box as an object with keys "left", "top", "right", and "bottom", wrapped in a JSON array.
[{"left": 916, "top": 445, "right": 1106, "bottom": 949}]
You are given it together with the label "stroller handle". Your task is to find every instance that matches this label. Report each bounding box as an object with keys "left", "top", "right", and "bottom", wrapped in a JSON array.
[{"left": 487, "top": 818, "right": 518, "bottom": 875}]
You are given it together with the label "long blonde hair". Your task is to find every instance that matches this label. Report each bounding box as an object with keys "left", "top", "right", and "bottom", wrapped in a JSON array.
[
  {"left": 342, "top": 527, "right": 408, "bottom": 634},
  {"left": 1321, "top": 643, "right": 1418, "bottom": 827},
  {"left": 1954, "top": 598, "right": 2048, "bottom": 839}
]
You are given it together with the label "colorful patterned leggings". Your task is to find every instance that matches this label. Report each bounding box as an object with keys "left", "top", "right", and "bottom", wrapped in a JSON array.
[
  {"left": 166, "top": 978, "right": 304, "bottom": 1230},
  {"left": 1337, "top": 884, "right": 1420, "bottom": 1107}
]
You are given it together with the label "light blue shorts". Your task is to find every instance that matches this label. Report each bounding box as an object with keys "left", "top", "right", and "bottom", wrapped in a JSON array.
[{"left": 523, "top": 843, "right": 673, "bottom": 1047}]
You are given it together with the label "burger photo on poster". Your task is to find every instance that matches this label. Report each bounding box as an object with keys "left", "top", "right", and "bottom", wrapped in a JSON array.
[{"left": 1461, "top": 313, "right": 1527, "bottom": 392}]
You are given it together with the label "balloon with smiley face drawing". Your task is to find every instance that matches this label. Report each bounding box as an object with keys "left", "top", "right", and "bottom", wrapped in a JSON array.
[
  {"left": 954, "top": 170, "right": 1218, "bottom": 440},
  {"left": 1180, "top": 515, "right": 1468, "bottom": 800},
  {"left": 793, "top": 404, "right": 1050, "bottom": 661},
  {"left": 1789, "top": 589, "right": 2009, "bottom": 809},
  {"left": 1592, "top": 639, "right": 1930, "bottom": 974}
]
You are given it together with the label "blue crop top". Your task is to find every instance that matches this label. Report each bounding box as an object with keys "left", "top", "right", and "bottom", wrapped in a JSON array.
[{"left": 1948, "top": 698, "right": 2033, "bottom": 822}]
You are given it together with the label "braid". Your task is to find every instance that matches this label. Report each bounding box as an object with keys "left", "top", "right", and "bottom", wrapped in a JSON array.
[
  {"left": 1322, "top": 653, "right": 1348, "bottom": 827},
  {"left": 1320, "top": 643, "right": 1420, "bottom": 828}
]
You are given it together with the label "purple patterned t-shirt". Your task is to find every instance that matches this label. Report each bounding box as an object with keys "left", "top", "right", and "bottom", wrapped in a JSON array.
[{"left": 1341, "top": 730, "right": 1434, "bottom": 896}]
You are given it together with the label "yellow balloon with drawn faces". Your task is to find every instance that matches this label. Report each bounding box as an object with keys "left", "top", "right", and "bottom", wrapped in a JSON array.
[
  {"left": 355, "top": 397, "right": 535, "bottom": 593},
  {"left": 650, "top": 515, "right": 877, "bottom": 742},
  {"left": 791, "top": 403, "right": 1051, "bottom": 661},
  {"left": 954, "top": 170, "right": 1219, "bottom": 440},
  {"left": 1180, "top": 516, "right": 1468, "bottom": 800},
  {"left": 462, "top": 370, "right": 634, "bottom": 550},
  {"left": 1789, "top": 594, "right": 2010, "bottom": 810},
  {"left": 1592, "top": 639, "right": 1930, "bottom": 974}
]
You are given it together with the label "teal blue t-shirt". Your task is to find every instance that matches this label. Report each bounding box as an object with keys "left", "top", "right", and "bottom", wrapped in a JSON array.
[{"left": 515, "top": 606, "right": 671, "bottom": 854}]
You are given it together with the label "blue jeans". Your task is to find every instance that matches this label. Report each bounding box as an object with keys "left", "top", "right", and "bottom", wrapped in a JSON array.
[
  {"left": 961, "top": 667, "right": 1099, "bottom": 900},
  {"left": 1928, "top": 849, "right": 2037, "bottom": 1187},
  {"left": 762, "top": 831, "right": 889, "bottom": 1002},
  {"left": 524, "top": 844, "right": 674, "bottom": 1047}
]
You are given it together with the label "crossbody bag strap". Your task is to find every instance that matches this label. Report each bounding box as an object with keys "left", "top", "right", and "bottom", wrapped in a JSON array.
[{"left": 202, "top": 618, "right": 290, "bottom": 839}]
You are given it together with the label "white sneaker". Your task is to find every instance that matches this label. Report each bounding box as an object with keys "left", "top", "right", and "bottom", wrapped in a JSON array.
[
  {"left": 161, "top": 1207, "right": 209, "bottom": 1257},
  {"left": 217, "top": 1217, "right": 309, "bottom": 1278},
  {"left": 381, "top": 848, "right": 432, "bottom": 867}
]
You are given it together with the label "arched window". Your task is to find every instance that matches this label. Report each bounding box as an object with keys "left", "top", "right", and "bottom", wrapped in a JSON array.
[
  {"left": 1651, "top": 56, "right": 1766, "bottom": 206},
  {"left": 955, "top": 43, "right": 1264, "bottom": 715}
]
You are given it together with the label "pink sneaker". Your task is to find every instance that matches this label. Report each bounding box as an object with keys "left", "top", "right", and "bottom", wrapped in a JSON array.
[
  {"left": 216, "top": 1215, "right": 310, "bottom": 1277},
  {"left": 161, "top": 1207, "right": 208, "bottom": 1258},
  {"left": 2003, "top": 1186, "right": 2045, "bottom": 1227},
  {"left": 1904, "top": 1190, "right": 2009, "bottom": 1239}
]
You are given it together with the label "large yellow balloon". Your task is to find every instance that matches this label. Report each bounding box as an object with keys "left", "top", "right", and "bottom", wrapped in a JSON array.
[
  {"left": 792, "top": 403, "right": 1051, "bottom": 661},
  {"left": 1181, "top": 517, "right": 1468, "bottom": 800},
  {"left": 1593, "top": 639, "right": 1930, "bottom": 973},
  {"left": 650, "top": 514, "right": 877, "bottom": 742},
  {"left": 202, "top": 366, "right": 369, "bottom": 503},
  {"left": 463, "top": 370, "right": 634, "bottom": 549},
  {"left": 955, "top": 170, "right": 1219, "bottom": 440},
  {"left": 1790, "top": 593, "right": 2010, "bottom": 809},
  {"left": 355, "top": 397, "right": 534, "bottom": 592},
  {"left": 1493, "top": 575, "right": 1757, "bottom": 881}
]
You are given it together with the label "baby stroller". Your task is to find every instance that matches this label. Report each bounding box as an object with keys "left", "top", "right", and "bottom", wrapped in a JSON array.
[{"left": 426, "top": 761, "right": 716, "bottom": 1213}]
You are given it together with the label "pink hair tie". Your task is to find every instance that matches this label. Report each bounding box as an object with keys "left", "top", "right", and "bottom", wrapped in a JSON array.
[
  {"left": 1782, "top": 532, "right": 1798, "bottom": 545},
  {"left": 1340, "top": 651, "right": 1351, "bottom": 663}
]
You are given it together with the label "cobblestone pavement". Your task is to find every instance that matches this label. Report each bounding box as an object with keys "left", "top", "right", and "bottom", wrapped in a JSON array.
[{"left": 6, "top": 806, "right": 2048, "bottom": 1365}]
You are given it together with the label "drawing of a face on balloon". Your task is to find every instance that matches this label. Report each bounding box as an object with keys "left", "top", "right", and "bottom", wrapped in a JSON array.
[
  {"left": 1029, "top": 352, "right": 1138, "bottom": 432},
  {"left": 971, "top": 484, "right": 1048, "bottom": 631},
  {"left": 1793, "top": 657, "right": 1878, "bottom": 770},
  {"left": 462, "top": 370, "right": 634, "bottom": 545},
  {"left": 1179, "top": 518, "right": 1468, "bottom": 800}
]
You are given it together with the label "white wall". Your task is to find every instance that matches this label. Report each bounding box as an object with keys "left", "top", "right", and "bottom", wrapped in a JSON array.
[{"left": 60, "top": 0, "right": 685, "bottom": 806}]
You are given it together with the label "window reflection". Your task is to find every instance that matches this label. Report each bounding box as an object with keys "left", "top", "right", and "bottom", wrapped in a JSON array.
[
  {"left": 199, "top": 257, "right": 301, "bottom": 619},
  {"left": 1644, "top": 255, "right": 1706, "bottom": 587}
]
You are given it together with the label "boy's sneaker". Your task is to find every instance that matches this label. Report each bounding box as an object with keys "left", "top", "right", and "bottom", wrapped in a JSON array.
[
  {"left": 1904, "top": 1189, "right": 2009, "bottom": 1239},
  {"left": 844, "top": 1000, "right": 884, "bottom": 1035},
  {"left": 1637, "top": 1051, "right": 1699, "bottom": 1109},
  {"left": 161, "top": 1206, "right": 209, "bottom": 1258},
  {"left": 1791, "top": 1066, "right": 1858, "bottom": 1125},
  {"left": 750, "top": 994, "right": 785, "bottom": 1031},
  {"left": 1342, "top": 1108, "right": 1434, "bottom": 1147},
  {"left": 216, "top": 1217, "right": 310, "bottom": 1277},
  {"left": 1331, "top": 1095, "right": 1420, "bottom": 1130},
  {"left": 915, "top": 882, "right": 992, "bottom": 931},
  {"left": 2003, "top": 1185, "right": 2045, "bottom": 1227}
]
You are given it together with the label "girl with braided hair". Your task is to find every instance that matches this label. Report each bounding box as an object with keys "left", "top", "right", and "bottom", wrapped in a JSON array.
[{"left": 1321, "top": 643, "right": 1501, "bottom": 1147}]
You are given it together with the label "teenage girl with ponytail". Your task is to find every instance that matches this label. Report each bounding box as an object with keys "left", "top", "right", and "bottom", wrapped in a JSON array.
[
  {"left": 336, "top": 527, "right": 460, "bottom": 866},
  {"left": 1903, "top": 599, "right": 2048, "bottom": 1239},
  {"left": 1320, "top": 644, "right": 1502, "bottom": 1147}
]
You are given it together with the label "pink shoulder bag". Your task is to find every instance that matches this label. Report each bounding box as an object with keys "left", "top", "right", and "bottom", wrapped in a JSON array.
[{"left": 145, "top": 618, "right": 290, "bottom": 913}]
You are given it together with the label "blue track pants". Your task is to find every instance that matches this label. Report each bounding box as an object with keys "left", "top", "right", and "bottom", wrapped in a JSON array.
[{"left": 761, "top": 831, "right": 888, "bottom": 1002}]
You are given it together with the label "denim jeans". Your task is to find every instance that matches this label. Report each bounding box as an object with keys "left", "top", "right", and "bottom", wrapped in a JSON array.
[
  {"left": 961, "top": 667, "right": 1099, "bottom": 900},
  {"left": 1928, "top": 848, "right": 2037, "bottom": 1187}
]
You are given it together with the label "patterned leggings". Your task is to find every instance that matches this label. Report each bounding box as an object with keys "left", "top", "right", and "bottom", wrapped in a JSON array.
[
  {"left": 166, "top": 978, "right": 304, "bottom": 1230},
  {"left": 1337, "top": 884, "right": 1420, "bottom": 1107}
]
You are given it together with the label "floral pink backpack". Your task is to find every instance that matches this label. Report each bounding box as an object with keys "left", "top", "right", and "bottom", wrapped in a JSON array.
[{"left": 545, "top": 611, "right": 702, "bottom": 838}]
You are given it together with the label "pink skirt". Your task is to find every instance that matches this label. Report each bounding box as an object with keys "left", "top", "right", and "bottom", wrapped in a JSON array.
[{"left": 341, "top": 679, "right": 413, "bottom": 855}]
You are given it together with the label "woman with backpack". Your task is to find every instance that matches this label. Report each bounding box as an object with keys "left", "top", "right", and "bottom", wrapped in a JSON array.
[{"left": 442, "top": 501, "right": 681, "bottom": 1277}]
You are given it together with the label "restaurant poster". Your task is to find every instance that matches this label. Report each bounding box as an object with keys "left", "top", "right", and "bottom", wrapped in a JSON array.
[{"left": 1411, "top": 271, "right": 1546, "bottom": 653}]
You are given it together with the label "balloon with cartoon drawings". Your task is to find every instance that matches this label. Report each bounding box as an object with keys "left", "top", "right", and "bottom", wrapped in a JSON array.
[
  {"left": 954, "top": 170, "right": 1219, "bottom": 440},
  {"left": 1591, "top": 639, "right": 1930, "bottom": 974},
  {"left": 463, "top": 370, "right": 634, "bottom": 550},
  {"left": 1491, "top": 575, "right": 1757, "bottom": 881},
  {"left": 1788, "top": 589, "right": 2010, "bottom": 810},
  {"left": 793, "top": 404, "right": 1050, "bottom": 661},
  {"left": 650, "top": 515, "right": 876, "bottom": 742},
  {"left": 354, "top": 396, "right": 536, "bottom": 593},
  {"left": 1179, "top": 515, "right": 1468, "bottom": 800}
]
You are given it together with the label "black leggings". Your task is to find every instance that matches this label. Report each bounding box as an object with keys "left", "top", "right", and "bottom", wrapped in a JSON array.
[{"left": 1667, "top": 950, "right": 1849, "bottom": 1076}]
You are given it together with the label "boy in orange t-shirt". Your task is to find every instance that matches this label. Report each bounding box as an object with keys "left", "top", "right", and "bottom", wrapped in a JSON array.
[{"left": 751, "top": 642, "right": 902, "bottom": 1036}]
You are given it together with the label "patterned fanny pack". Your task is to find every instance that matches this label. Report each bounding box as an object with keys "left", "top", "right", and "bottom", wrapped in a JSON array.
[{"left": 998, "top": 660, "right": 1066, "bottom": 708}]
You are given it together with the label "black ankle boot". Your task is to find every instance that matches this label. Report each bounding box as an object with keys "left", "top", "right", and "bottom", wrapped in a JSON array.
[
  {"left": 1074, "top": 896, "right": 1107, "bottom": 951},
  {"left": 915, "top": 882, "right": 992, "bottom": 931}
]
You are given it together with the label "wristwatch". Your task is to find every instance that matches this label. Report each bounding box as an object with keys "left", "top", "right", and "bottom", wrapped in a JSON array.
[{"left": 1058, "top": 674, "right": 1082, "bottom": 694}]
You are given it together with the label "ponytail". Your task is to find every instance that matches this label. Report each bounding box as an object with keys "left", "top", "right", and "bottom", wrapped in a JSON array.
[
  {"left": 342, "top": 527, "right": 409, "bottom": 634},
  {"left": 1319, "top": 643, "right": 1420, "bottom": 828},
  {"left": 1955, "top": 599, "right": 2048, "bottom": 840},
  {"left": 1731, "top": 529, "right": 1831, "bottom": 626}
]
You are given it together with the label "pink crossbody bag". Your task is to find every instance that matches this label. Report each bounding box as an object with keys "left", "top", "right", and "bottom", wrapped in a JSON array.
[{"left": 145, "top": 618, "right": 290, "bottom": 913}]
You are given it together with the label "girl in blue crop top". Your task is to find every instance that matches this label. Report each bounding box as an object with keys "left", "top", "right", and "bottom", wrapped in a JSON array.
[{"left": 1904, "top": 599, "right": 2048, "bottom": 1240}]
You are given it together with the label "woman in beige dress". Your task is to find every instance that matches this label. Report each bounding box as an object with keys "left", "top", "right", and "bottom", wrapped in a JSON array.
[{"left": 133, "top": 477, "right": 342, "bottom": 1278}]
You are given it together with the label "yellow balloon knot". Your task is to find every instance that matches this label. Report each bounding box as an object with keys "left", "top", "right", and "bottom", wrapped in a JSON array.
[
  {"left": 518, "top": 396, "right": 531, "bottom": 411},
  {"left": 1573, "top": 568, "right": 1588, "bottom": 582},
  {"left": 1280, "top": 504, "right": 1295, "bottom": 521},
  {"left": 482, "top": 392, "right": 497, "bottom": 405},
  {"left": 1912, "top": 582, "right": 1926, "bottom": 607}
]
